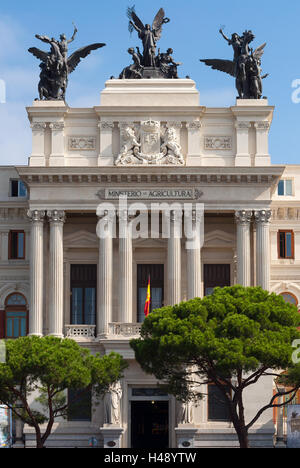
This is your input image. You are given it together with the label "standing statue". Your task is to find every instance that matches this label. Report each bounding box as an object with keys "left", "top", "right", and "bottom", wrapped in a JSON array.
[
  {"left": 28, "top": 25, "right": 106, "bottom": 101},
  {"left": 200, "top": 29, "right": 268, "bottom": 99},
  {"left": 104, "top": 381, "right": 122, "bottom": 425},
  {"left": 119, "top": 7, "right": 181, "bottom": 79}
]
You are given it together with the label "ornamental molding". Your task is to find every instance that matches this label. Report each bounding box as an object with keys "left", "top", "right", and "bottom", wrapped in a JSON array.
[
  {"left": 68, "top": 136, "right": 96, "bottom": 151},
  {"left": 18, "top": 172, "right": 280, "bottom": 186},
  {"left": 204, "top": 136, "right": 232, "bottom": 150},
  {"left": 186, "top": 121, "right": 202, "bottom": 130},
  {"left": 272, "top": 207, "right": 300, "bottom": 220},
  {"left": 0, "top": 208, "right": 28, "bottom": 220},
  {"left": 254, "top": 121, "right": 270, "bottom": 131},
  {"left": 31, "top": 122, "right": 47, "bottom": 131},
  {"left": 49, "top": 122, "right": 65, "bottom": 131}
]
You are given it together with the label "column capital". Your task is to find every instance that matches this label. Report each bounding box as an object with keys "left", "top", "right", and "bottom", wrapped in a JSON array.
[
  {"left": 186, "top": 120, "right": 202, "bottom": 130},
  {"left": 27, "top": 209, "right": 45, "bottom": 223},
  {"left": 254, "top": 121, "right": 270, "bottom": 131},
  {"left": 99, "top": 120, "right": 114, "bottom": 130},
  {"left": 49, "top": 122, "right": 65, "bottom": 131},
  {"left": 47, "top": 210, "right": 66, "bottom": 223},
  {"left": 170, "top": 209, "right": 183, "bottom": 223},
  {"left": 31, "top": 122, "right": 47, "bottom": 131},
  {"left": 235, "top": 121, "right": 251, "bottom": 130},
  {"left": 235, "top": 210, "right": 252, "bottom": 225},
  {"left": 254, "top": 209, "right": 272, "bottom": 224}
]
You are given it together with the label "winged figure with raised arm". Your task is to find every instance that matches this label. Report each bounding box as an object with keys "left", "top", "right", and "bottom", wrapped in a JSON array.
[
  {"left": 28, "top": 24, "right": 105, "bottom": 101},
  {"left": 200, "top": 29, "right": 268, "bottom": 99},
  {"left": 128, "top": 7, "right": 170, "bottom": 67}
]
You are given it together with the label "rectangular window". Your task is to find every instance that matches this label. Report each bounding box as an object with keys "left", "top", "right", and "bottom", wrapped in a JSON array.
[
  {"left": 137, "top": 264, "right": 164, "bottom": 322},
  {"left": 5, "top": 311, "right": 27, "bottom": 338},
  {"left": 207, "top": 384, "right": 231, "bottom": 422},
  {"left": 70, "top": 265, "right": 96, "bottom": 325},
  {"left": 10, "top": 180, "right": 27, "bottom": 198},
  {"left": 67, "top": 388, "right": 92, "bottom": 421},
  {"left": 9, "top": 231, "right": 25, "bottom": 259},
  {"left": 278, "top": 179, "right": 293, "bottom": 196},
  {"left": 204, "top": 264, "right": 231, "bottom": 296},
  {"left": 278, "top": 230, "right": 294, "bottom": 259}
]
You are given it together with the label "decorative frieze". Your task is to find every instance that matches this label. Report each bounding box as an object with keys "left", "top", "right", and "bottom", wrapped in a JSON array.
[
  {"left": 204, "top": 136, "right": 232, "bottom": 150},
  {"left": 68, "top": 136, "right": 96, "bottom": 151}
]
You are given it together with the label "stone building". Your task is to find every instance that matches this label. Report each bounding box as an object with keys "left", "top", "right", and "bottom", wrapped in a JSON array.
[{"left": 0, "top": 78, "right": 298, "bottom": 447}]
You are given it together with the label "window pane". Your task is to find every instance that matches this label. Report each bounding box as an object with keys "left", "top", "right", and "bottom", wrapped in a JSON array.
[
  {"left": 138, "top": 287, "right": 147, "bottom": 323},
  {"left": 10, "top": 180, "right": 19, "bottom": 197},
  {"left": 10, "top": 232, "right": 18, "bottom": 258},
  {"left": 285, "top": 180, "right": 293, "bottom": 196},
  {"left": 279, "top": 232, "right": 286, "bottom": 258},
  {"left": 278, "top": 180, "right": 284, "bottom": 196},
  {"left": 18, "top": 233, "right": 24, "bottom": 258},
  {"left": 281, "top": 293, "right": 298, "bottom": 305},
  {"left": 71, "top": 288, "right": 83, "bottom": 324},
  {"left": 208, "top": 385, "right": 231, "bottom": 421},
  {"left": 286, "top": 233, "right": 292, "bottom": 257},
  {"left": 6, "top": 319, "right": 13, "bottom": 338},
  {"left": 6, "top": 294, "right": 26, "bottom": 306},
  {"left": 84, "top": 288, "right": 96, "bottom": 325},
  {"left": 151, "top": 288, "right": 163, "bottom": 312},
  {"left": 18, "top": 181, "right": 27, "bottom": 197},
  {"left": 68, "top": 388, "right": 91, "bottom": 421}
]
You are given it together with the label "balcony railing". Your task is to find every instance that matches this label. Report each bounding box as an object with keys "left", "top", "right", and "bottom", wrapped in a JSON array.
[
  {"left": 65, "top": 325, "right": 96, "bottom": 341},
  {"left": 108, "top": 323, "right": 142, "bottom": 337}
]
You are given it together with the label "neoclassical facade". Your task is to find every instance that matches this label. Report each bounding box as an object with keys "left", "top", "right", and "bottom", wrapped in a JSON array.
[{"left": 0, "top": 79, "right": 299, "bottom": 448}]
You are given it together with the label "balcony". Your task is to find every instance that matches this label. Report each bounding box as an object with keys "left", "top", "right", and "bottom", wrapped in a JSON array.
[
  {"left": 65, "top": 323, "right": 142, "bottom": 342},
  {"left": 65, "top": 325, "right": 96, "bottom": 342}
]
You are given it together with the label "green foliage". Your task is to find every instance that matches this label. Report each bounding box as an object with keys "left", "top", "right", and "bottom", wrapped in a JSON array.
[
  {"left": 0, "top": 336, "right": 127, "bottom": 444},
  {"left": 131, "top": 285, "right": 300, "bottom": 400}
]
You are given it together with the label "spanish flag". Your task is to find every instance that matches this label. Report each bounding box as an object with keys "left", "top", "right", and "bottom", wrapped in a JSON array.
[{"left": 144, "top": 276, "right": 151, "bottom": 317}]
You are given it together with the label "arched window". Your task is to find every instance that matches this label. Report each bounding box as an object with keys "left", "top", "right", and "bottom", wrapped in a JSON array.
[
  {"left": 280, "top": 292, "right": 298, "bottom": 306},
  {"left": 5, "top": 293, "right": 28, "bottom": 338}
]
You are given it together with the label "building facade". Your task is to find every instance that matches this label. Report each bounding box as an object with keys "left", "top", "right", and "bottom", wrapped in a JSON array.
[{"left": 0, "top": 79, "right": 299, "bottom": 448}]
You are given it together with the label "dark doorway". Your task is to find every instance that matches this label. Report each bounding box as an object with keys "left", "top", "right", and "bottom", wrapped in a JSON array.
[
  {"left": 204, "top": 264, "right": 231, "bottom": 296},
  {"left": 131, "top": 401, "right": 169, "bottom": 448}
]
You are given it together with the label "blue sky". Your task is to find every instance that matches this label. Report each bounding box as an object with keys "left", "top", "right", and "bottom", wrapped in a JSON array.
[{"left": 0, "top": 0, "right": 299, "bottom": 165}]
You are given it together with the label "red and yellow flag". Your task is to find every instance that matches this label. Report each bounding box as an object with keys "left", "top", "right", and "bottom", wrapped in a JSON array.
[{"left": 144, "top": 276, "right": 151, "bottom": 317}]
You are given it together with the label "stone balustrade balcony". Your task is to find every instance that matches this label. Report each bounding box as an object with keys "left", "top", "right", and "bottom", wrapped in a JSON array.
[{"left": 65, "top": 322, "right": 142, "bottom": 342}]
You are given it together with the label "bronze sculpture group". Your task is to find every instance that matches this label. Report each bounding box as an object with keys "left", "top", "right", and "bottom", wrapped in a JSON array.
[
  {"left": 27, "top": 8, "right": 268, "bottom": 101},
  {"left": 201, "top": 28, "right": 268, "bottom": 99}
]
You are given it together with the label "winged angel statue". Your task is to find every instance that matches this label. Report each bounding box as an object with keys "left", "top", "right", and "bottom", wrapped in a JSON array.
[
  {"left": 28, "top": 24, "right": 105, "bottom": 101},
  {"left": 201, "top": 29, "right": 268, "bottom": 99},
  {"left": 119, "top": 7, "right": 181, "bottom": 79}
]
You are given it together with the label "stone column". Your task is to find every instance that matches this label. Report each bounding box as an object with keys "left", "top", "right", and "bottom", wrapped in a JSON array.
[
  {"left": 186, "top": 121, "right": 202, "bottom": 162},
  {"left": 254, "top": 210, "right": 271, "bottom": 290},
  {"left": 47, "top": 210, "right": 65, "bottom": 337},
  {"left": 49, "top": 122, "right": 65, "bottom": 166},
  {"left": 186, "top": 210, "right": 202, "bottom": 299},
  {"left": 235, "top": 121, "right": 251, "bottom": 166},
  {"left": 254, "top": 121, "right": 271, "bottom": 166},
  {"left": 98, "top": 120, "right": 114, "bottom": 165},
  {"left": 30, "top": 122, "right": 47, "bottom": 166},
  {"left": 235, "top": 210, "right": 252, "bottom": 287},
  {"left": 118, "top": 211, "right": 133, "bottom": 323},
  {"left": 97, "top": 211, "right": 114, "bottom": 338},
  {"left": 168, "top": 210, "right": 182, "bottom": 305},
  {"left": 27, "top": 210, "right": 45, "bottom": 336}
]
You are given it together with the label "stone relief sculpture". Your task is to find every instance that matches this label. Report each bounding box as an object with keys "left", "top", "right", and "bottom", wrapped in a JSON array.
[
  {"left": 104, "top": 381, "right": 122, "bottom": 425},
  {"left": 115, "top": 120, "right": 185, "bottom": 166},
  {"left": 28, "top": 24, "right": 106, "bottom": 101},
  {"left": 177, "top": 399, "right": 194, "bottom": 425},
  {"left": 200, "top": 29, "right": 269, "bottom": 99},
  {"left": 119, "top": 7, "right": 181, "bottom": 79}
]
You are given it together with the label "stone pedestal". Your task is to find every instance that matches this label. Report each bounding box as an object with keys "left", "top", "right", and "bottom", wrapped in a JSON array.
[
  {"left": 100, "top": 425, "right": 124, "bottom": 448},
  {"left": 175, "top": 425, "right": 198, "bottom": 448}
]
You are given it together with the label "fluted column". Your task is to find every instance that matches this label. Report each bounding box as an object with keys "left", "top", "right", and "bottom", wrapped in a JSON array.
[
  {"left": 254, "top": 210, "right": 271, "bottom": 290},
  {"left": 168, "top": 210, "right": 182, "bottom": 305},
  {"left": 118, "top": 210, "right": 133, "bottom": 323},
  {"left": 27, "top": 210, "right": 45, "bottom": 336},
  {"left": 186, "top": 209, "right": 202, "bottom": 299},
  {"left": 97, "top": 211, "right": 114, "bottom": 337},
  {"left": 47, "top": 210, "right": 65, "bottom": 337},
  {"left": 235, "top": 210, "right": 252, "bottom": 286}
]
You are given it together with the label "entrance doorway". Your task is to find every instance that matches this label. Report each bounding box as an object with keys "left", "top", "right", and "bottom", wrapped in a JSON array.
[{"left": 131, "top": 401, "right": 169, "bottom": 448}]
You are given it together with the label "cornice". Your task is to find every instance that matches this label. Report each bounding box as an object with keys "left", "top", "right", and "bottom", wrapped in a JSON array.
[{"left": 16, "top": 166, "right": 285, "bottom": 187}]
